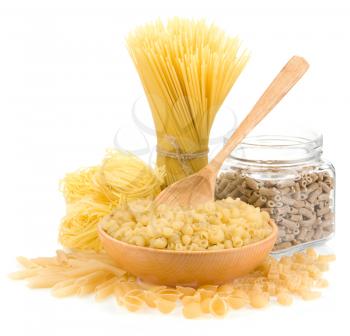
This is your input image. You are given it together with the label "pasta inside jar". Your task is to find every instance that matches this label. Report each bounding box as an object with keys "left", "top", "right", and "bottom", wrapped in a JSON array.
[{"left": 215, "top": 132, "right": 335, "bottom": 252}]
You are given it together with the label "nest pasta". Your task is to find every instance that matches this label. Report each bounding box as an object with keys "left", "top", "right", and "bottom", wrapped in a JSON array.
[
  {"left": 102, "top": 197, "right": 273, "bottom": 251},
  {"left": 127, "top": 18, "right": 249, "bottom": 185},
  {"left": 59, "top": 150, "right": 165, "bottom": 251},
  {"left": 10, "top": 248, "right": 335, "bottom": 319}
]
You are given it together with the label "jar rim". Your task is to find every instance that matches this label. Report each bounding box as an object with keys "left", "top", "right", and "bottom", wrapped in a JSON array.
[
  {"left": 226, "top": 132, "right": 323, "bottom": 165},
  {"left": 239, "top": 133, "right": 322, "bottom": 149}
]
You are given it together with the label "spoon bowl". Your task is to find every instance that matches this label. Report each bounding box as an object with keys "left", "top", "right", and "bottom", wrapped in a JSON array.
[{"left": 98, "top": 219, "right": 278, "bottom": 287}]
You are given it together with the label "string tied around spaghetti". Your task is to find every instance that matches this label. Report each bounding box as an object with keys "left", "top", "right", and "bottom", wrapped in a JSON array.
[{"left": 157, "top": 135, "right": 209, "bottom": 176}]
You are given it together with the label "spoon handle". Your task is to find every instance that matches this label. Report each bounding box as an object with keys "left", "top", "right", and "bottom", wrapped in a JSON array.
[{"left": 209, "top": 55, "right": 309, "bottom": 171}]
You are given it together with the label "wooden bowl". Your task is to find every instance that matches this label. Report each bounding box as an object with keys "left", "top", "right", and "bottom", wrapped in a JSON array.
[{"left": 98, "top": 220, "right": 277, "bottom": 287}]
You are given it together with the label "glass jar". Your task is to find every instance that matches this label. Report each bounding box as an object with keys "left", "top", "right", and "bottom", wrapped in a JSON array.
[{"left": 215, "top": 132, "right": 335, "bottom": 253}]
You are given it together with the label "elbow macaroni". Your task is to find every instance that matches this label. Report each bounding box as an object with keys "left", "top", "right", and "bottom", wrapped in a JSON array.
[{"left": 102, "top": 197, "right": 273, "bottom": 251}]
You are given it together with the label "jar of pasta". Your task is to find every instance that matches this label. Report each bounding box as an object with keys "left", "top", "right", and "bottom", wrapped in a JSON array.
[{"left": 215, "top": 131, "right": 335, "bottom": 253}]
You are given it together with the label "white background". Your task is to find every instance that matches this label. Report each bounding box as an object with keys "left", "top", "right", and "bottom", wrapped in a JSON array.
[{"left": 0, "top": 0, "right": 348, "bottom": 335}]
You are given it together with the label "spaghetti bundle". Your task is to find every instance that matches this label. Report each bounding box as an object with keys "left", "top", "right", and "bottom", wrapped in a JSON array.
[
  {"left": 127, "top": 18, "right": 249, "bottom": 185},
  {"left": 59, "top": 150, "right": 165, "bottom": 251}
]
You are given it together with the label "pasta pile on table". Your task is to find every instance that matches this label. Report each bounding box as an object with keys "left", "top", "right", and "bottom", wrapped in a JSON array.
[
  {"left": 102, "top": 197, "right": 273, "bottom": 250},
  {"left": 10, "top": 248, "right": 335, "bottom": 319},
  {"left": 59, "top": 150, "right": 165, "bottom": 251}
]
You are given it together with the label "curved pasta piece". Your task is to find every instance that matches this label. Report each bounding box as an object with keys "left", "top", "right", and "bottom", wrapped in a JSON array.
[
  {"left": 122, "top": 295, "right": 144, "bottom": 312},
  {"left": 124, "top": 289, "right": 145, "bottom": 300},
  {"left": 277, "top": 292, "right": 293, "bottom": 306},
  {"left": 226, "top": 295, "right": 247, "bottom": 309},
  {"left": 198, "top": 284, "right": 218, "bottom": 292},
  {"left": 249, "top": 292, "right": 269, "bottom": 308},
  {"left": 197, "top": 288, "right": 216, "bottom": 300},
  {"left": 181, "top": 292, "right": 201, "bottom": 305},
  {"left": 182, "top": 302, "right": 203, "bottom": 319},
  {"left": 176, "top": 286, "right": 196, "bottom": 297},
  {"left": 217, "top": 284, "right": 234, "bottom": 295},
  {"left": 144, "top": 291, "right": 157, "bottom": 308},
  {"left": 200, "top": 297, "right": 211, "bottom": 313},
  {"left": 209, "top": 295, "right": 228, "bottom": 317},
  {"left": 155, "top": 297, "right": 177, "bottom": 314}
]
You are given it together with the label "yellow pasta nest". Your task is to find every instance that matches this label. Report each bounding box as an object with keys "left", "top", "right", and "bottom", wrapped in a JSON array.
[
  {"left": 10, "top": 248, "right": 335, "bottom": 319},
  {"left": 102, "top": 197, "right": 273, "bottom": 250},
  {"left": 59, "top": 150, "right": 165, "bottom": 251}
]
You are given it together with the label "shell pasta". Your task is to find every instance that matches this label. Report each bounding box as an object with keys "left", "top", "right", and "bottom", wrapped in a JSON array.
[{"left": 10, "top": 248, "right": 335, "bottom": 318}]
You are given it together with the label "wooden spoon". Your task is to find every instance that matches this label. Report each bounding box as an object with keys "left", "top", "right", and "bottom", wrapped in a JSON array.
[{"left": 155, "top": 56, "right": 309, "bottom": 207}]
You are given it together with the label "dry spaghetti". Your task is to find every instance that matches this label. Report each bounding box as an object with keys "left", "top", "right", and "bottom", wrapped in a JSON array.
[
  {"left": 59, "top": 150, "right": 165, "bottom": 251},
  {"left": 127, "top": 18, "right": 249, "bottom": 185}
]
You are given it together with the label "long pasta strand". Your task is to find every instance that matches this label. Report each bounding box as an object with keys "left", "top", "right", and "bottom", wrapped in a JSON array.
[{"left": 127, "top": 18, "right": 249, "bottom": 185}]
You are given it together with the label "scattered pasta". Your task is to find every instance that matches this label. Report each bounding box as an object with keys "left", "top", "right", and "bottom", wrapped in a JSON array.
[
  {"left": 59, "top": 150, "right": 165, "bottom": 251},
  {"left": 102, "top": 197, "right": 273, "bottom": 251},
  {"left": 10, "top": 248, "right": 335, "bottom": 319}
]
